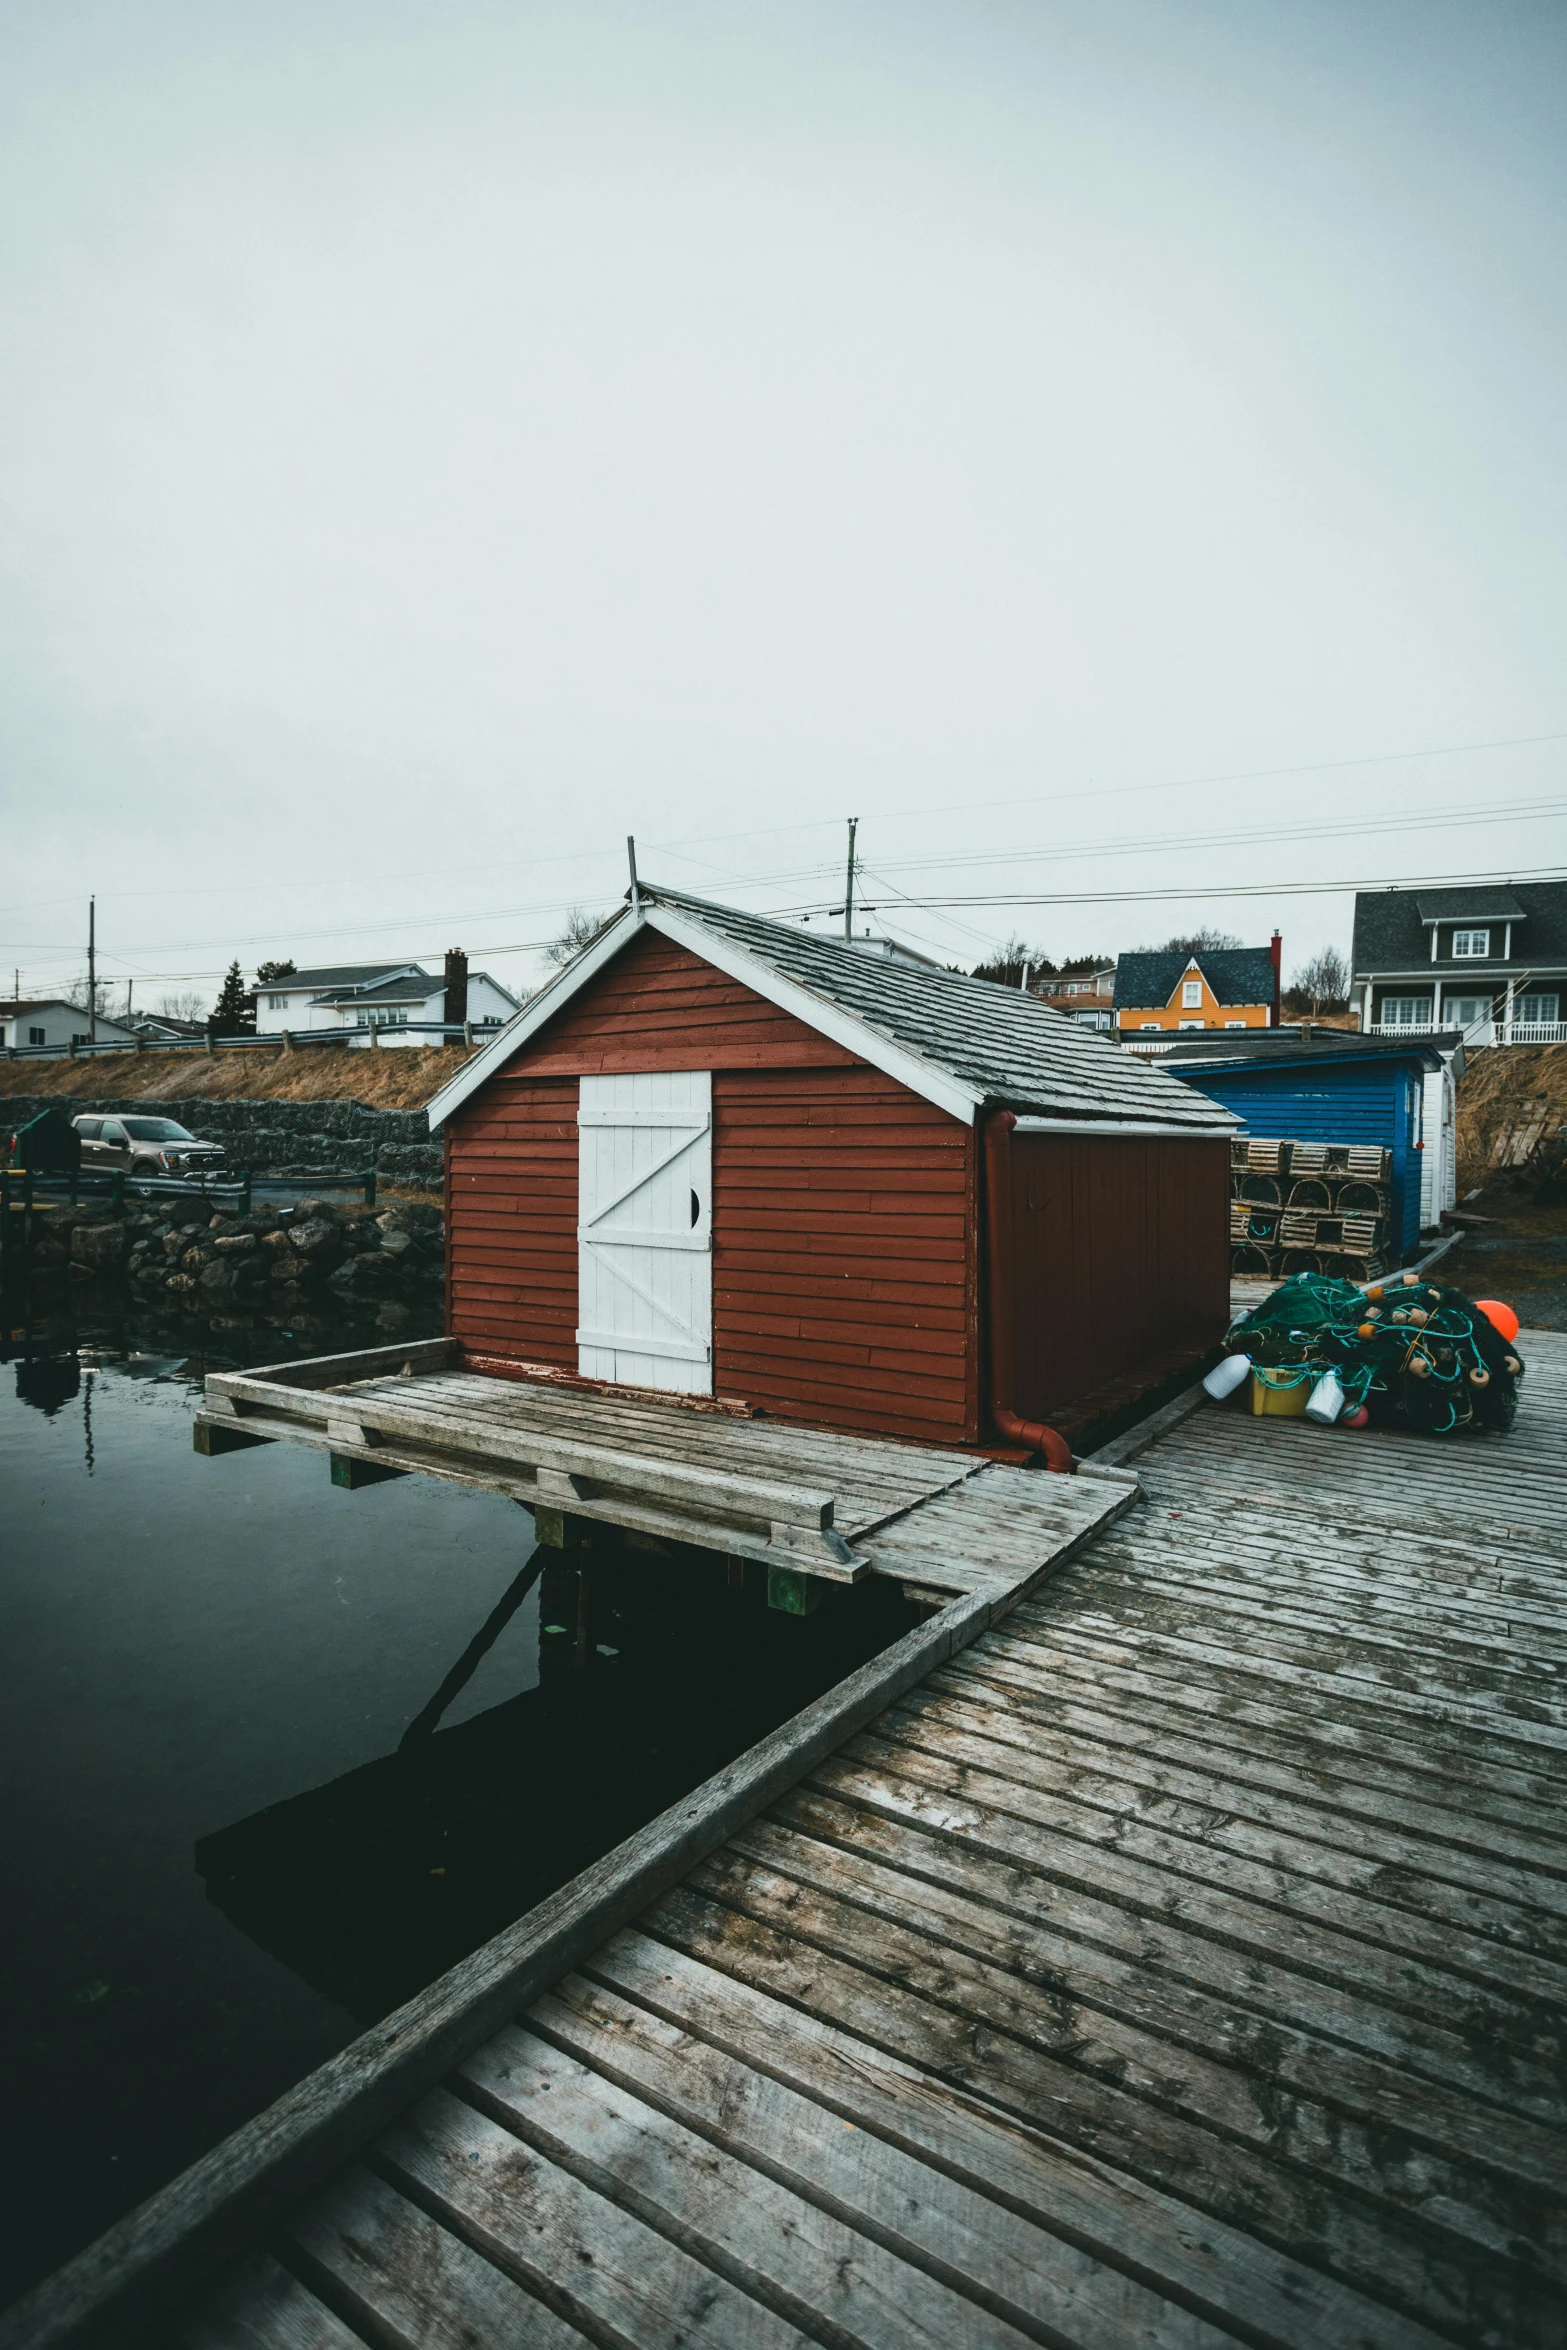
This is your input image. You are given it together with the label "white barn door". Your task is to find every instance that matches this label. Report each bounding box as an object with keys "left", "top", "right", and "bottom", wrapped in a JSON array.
[{"left": 576, "top": 1072, "right": 713, "bottom": 1393}]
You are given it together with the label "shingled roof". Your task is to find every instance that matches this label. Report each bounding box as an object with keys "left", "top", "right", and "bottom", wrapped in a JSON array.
[
  {"left": 1113, "top": 946, "right": 1277, "bottom": 1012},
  {"left": 427, "top": 883, "right": 1235, "bottom": 1133},
  {"left": 1352, "top": 880, "right": 1567, "bottom": 974}
]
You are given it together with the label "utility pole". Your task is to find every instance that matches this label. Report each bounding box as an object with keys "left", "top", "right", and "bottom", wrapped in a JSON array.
[
  {"left": 88, "top": 896, "right": 97, "bottom": 1048},
  {"left": 843, "top": 817, "right": 858, "bottom": 941}
]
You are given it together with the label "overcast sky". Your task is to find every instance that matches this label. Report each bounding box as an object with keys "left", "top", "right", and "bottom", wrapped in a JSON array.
[{"left": 3, "top": 0, "right": 1565, "bottom": 1009}]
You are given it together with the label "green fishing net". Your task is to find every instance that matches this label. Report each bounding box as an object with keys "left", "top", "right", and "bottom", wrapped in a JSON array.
[{"left": 1227, "top": 1271, "right": 1523, "bottom": 1436}]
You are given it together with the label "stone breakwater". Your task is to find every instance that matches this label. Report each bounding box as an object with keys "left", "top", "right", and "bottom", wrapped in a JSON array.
[
  {"left": 26, "top": 1196, "right": 445, "bottom": 1333},
  {"left": 1, "top": 1095, "right": 443, "bottom": 1187}
]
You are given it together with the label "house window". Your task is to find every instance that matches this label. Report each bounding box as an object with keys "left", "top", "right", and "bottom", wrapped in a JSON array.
[
  {"left": 71, "top": 1031, "right": 88, "bottom": 1046},
  {"left": 1181, "top": 980, "right": 1202, "bottom": 1007},
  {"left": 1225, "top": 1019, "right": 1247, "bottom": 1029},
  {"left": 267, "top": 994, "right": 290, "bottom": 1010},
  {"left": 1178, "top": 1019, "right": 1206, "bottom": 1031},
  {"left": 1517, "top": 991, "right": 1560, "bottom": 1025},
  {"left": 1139, "top": 1021, "right": 1161, "bottom": 1031},
  {"left": 1452, "top": 928, "right": 1490, "bottom": 958},
  {"left": 28, "top": 1025, "right": 45, "bottom": 1045},
  {"left": 1379, "top": 996, "right": 1432, "bottom": 1027}
]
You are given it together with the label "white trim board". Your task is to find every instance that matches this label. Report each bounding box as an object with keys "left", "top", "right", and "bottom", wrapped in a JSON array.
[{"left": 1012, "top": 1116, "right": 1239, "bottom": 1138}]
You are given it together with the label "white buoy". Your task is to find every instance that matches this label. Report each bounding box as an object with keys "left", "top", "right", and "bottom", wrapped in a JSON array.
[
  {"left": 1306, "top": 1370, "right": 1345, "bottom": 1425},
  {"left": 1203, "top": 1353, "right": 1252, "bottom": 1400}
]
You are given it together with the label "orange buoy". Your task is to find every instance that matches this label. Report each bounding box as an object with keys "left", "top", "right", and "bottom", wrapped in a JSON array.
[
  {"left": 1356, "top": 1322, "right": 1376, "bottom": 1341},
  {"left": 1475, "top": 1299, "right": 1520, "bottom": 1343},
  {"left": 1366, "top": 1286, "right": 1384, "bottom": 1302},
  {"left": 1341, "top": 1404, "right": 1370, "bottom": 1428}
]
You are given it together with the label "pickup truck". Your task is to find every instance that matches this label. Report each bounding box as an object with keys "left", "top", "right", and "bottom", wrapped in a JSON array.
[{"left": 72, "top": 1114, "right": 226, "bottom": 1179}]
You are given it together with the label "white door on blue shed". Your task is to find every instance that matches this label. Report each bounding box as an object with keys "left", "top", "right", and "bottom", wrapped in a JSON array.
[{"left": 576, "top": 1071, "right": 713, "bottom": 1393}]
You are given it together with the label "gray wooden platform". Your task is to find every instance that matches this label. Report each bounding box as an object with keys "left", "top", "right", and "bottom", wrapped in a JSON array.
[
  {"left": 195, "top": 1341, "right": 1122, "bottom": 1598},
  {"left": 8, "top": 1338, "right": 1566, "bottom": 2349}
]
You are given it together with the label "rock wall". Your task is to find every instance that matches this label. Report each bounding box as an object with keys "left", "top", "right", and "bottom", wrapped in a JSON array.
[
  {"left": 20, "top": 1195, "right": 445, "bottom": 1333},
  {"left": 1, "top": 1096, "right": 444, "bottom": 1186}
]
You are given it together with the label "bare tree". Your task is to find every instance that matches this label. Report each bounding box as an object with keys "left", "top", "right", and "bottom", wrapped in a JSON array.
[
  {"left": 971, "top": 937, "right": 1057, "bottom": 990},
  {"left": 1285, "top": 945, "right": 1350, "bottom": 1016},
  {"left": 156, "top": 990, "right": 208, "bottom": 1021},
  {"left": 1148, "top": 928, "right": 1242, "bottom": 954},
  {"left": 544, "top": 908, "right": 612, "bottom": 968}
]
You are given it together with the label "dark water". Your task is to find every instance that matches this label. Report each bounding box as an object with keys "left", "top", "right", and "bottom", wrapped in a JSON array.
[{"left": 0, "top": 1274, "right": 913, "bottom": 2308}]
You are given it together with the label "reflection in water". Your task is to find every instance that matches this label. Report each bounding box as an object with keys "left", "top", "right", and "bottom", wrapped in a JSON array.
[
  {"left": 0, "top": 1255, "right": 913, "bottom": 2301},
  {"left": 194, "top": 1540, "right": 913, "bottom": 2022}
]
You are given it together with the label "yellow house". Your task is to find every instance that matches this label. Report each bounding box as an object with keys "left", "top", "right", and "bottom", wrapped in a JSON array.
[{"left": 1113, "top": 940, "right": 1280, "bottom": 1036}]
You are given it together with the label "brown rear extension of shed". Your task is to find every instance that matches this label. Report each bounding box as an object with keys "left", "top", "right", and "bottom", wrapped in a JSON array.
[{"left": 982, "top": 1108, "right": 1072, "bottom": 1469}]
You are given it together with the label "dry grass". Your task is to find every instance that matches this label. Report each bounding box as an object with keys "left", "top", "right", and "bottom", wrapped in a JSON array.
[
  {"left": 1456, "top": 1042, "right": 1567, "bottom": 1192},
  {"left": 0, "top": 1043, "right": 475, "bottom": 1110}
]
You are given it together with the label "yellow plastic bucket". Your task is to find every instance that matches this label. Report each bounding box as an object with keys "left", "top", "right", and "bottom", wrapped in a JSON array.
[{"left": 1249, "top": 1371, "right": 1308, "bottom": 1417}]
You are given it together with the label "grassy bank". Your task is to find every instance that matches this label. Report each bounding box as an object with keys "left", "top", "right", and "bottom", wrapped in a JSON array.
[{"left": 0, "top": 1043, "right": 473, "bottom": 1112}]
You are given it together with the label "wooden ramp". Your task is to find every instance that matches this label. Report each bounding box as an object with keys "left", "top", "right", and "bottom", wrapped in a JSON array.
[{"left": 9, "top": 1341, "right": 1567, "bottom": 2349}]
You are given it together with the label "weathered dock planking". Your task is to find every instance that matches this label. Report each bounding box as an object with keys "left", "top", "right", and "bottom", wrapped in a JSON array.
[
  {"left": 8, "top": 1335, "right": 1566, "bottom": 2349},
  {"left": 193, "top": 1340, "right": 1124, "bottom": 1596}
]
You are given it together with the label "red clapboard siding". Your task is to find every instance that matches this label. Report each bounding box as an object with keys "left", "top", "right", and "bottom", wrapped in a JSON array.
[
  {"left": 443, "top": 937, "right": 980, "bottom": 1442},
  {"left": 510, "top": 926, "right": 863, "bottom": 1074},
  {"left": 1011, "top": 1131, "right": 1229, "bottom": 1419},
  {"left": 712, "top": 1066, "right": 978, "bottom": 1445},
  {"left": 447, "top": 1075, "right": 579, "bottom": 1370}
]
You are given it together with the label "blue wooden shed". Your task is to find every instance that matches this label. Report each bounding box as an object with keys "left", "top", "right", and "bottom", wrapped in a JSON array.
[{"left": 1155, "top": 1029, "right": 1447, "bottom": 1257}]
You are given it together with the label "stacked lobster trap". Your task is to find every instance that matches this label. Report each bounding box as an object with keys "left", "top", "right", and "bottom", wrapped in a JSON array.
[{"left": 1229, "top": 1137, "right": 1393, "bottom": 1281}]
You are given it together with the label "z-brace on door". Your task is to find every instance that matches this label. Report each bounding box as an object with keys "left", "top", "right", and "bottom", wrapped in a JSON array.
[{"left": 576, "top": 1072, "right": 713, "bottom": 1393}]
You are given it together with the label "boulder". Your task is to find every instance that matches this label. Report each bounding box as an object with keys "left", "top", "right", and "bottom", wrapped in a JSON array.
[
  {"left": 199, "top": 1260, "right": 233, "bottom": 1295},
  {"left": 289, "top": 1219, "right": 338, "bottom": 1258},
  {"left": 70, "top": 1221, "right": 128, "bottom": 1273},
  {"left": 214, "top": 1232, "right": 257, "bottom": 1254}
]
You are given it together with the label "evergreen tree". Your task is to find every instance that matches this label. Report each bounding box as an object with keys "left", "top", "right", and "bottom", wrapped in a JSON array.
[
  {"left": 255, "top": 958, "right": 297, "bottom": 987},
  {"left": 208, "top": 960, "right": 256, "bottom": 1038}
]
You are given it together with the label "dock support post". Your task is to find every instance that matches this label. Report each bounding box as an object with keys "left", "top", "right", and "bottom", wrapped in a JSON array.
[
  {"left": 193, "top": 1420, "right": 270, "bottom": 1457},
  {"left": 330, "top": 1450, "right": 407, "bottom": 1489},
  {"left": 767, "top": 1567, "right": 822, "bottom": 1616},
  {"left": 534, "top": 1504, "right": 588, "bottom": 1550}
]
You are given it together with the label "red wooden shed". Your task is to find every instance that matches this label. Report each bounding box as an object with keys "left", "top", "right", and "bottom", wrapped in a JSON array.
[{"left": 426, "top": 887, "right": 1236, "bottom": 1458}]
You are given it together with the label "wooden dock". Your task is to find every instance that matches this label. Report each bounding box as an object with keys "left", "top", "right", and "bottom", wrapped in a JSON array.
[
  {"left": 8, "top": 1337, "right": 1566, "bottom": 2349},
  {"left": 192, "top": 1338, "right": 1127, "bottom": 1602}
]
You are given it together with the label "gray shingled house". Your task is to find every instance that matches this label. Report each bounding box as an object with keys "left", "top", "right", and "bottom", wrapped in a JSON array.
[{"left": 1352, "top": 880, "right": 1567, "bottom": 1045}]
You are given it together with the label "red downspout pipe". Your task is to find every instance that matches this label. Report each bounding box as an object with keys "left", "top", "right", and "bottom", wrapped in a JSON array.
[{"left": 982, "top": 1109, "right": 1074, "bottom": 1472}]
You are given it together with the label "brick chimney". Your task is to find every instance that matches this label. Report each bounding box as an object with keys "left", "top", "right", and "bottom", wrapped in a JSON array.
[
  {"left": 443, "top": 948, "right": 469, "bottom": 1031},
  {"left": 1269, "top": 932, "right": 1282, "bottom": 1028}
]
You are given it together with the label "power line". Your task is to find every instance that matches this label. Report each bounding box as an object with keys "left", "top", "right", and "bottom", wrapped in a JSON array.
[
  {"left": 1, "top": 722, "right": 1563, "bottom": 922},
  {"left": 762, "top": 862, "right": 1567, "bottom": 917}
]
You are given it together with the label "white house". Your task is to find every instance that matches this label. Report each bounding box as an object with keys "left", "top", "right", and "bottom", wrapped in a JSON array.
[
  {"left": 253, "top": 954, "right": 522, "bottom": 1047},
  {"left": 1, "top": 999, "right": 139, "bottom": 1053}
]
